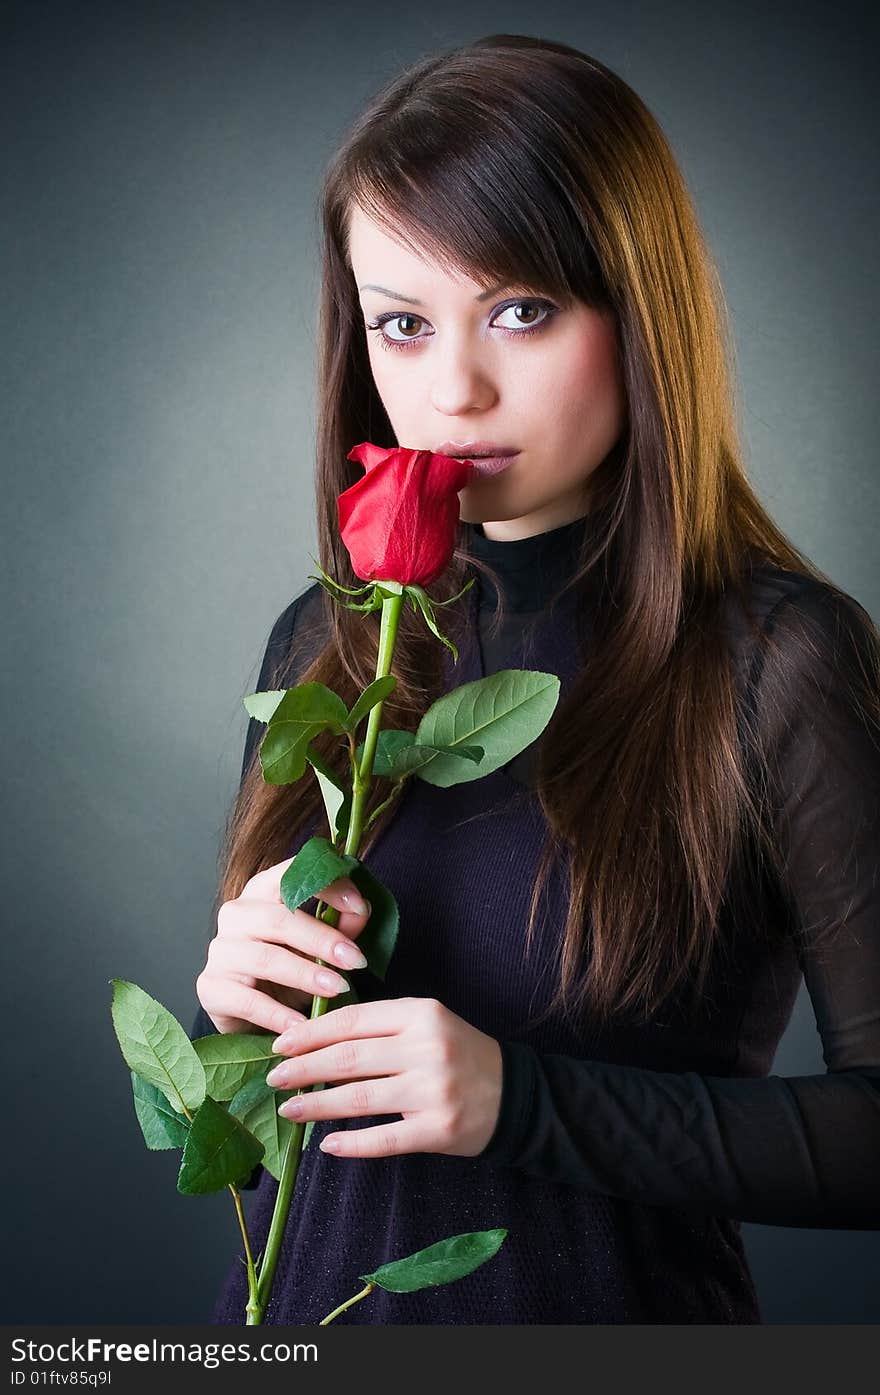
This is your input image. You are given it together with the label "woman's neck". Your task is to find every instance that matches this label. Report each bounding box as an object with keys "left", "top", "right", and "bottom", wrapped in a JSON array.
[{"left": 465, "top": 513, "right": 596, "bottom": 614}]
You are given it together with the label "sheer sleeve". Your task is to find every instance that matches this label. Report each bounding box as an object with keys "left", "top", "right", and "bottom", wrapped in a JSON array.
[
  {"left": 478, "top": 581, "right": 880, "bottom": 1228},
  {"left": 188, "top": 586, "right": 319, "bottom": 1185}
]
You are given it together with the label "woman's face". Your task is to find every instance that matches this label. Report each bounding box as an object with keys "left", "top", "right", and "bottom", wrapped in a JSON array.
[{"left": 346, "top": 203, "right": 627, "bottom": 540}]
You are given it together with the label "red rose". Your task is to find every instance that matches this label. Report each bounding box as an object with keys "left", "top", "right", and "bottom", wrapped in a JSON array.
[{"left": 338, "top": 443, "right": 474, "bottom": 586}]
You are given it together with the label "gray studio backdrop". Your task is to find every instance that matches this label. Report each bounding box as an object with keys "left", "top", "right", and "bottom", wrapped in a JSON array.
[{"left": 3, "top": 0, "right": 877, "bottom": 1323}]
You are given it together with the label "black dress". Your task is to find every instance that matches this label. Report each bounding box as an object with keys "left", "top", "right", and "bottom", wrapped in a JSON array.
[{"left": 193, "top": 514, "right": 880, "bottom": 1323}]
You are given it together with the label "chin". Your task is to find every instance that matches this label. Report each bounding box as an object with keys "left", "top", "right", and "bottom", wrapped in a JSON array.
[
  {"left": 457, "top": 503, "right": 494, "bottom": 525},
  {"left": 457, "top": 487, "right": 514, "bottom": 524},
  {"left": 458, "top": 498, "right": 516, "bottom": 526}
]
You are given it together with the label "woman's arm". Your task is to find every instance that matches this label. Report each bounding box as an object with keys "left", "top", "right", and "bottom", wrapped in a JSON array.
[
  {"left": 479, "top": 583, "right": 880, "bottom": 1228},
  {"left": 478, "top": 1044, "right": 880, "bottom": 1227},
  {"left": 189, "top": 585, "right": 320, "bottom": 1184}
]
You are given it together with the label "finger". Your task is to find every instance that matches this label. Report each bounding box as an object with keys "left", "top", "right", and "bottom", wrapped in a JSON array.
[
  {"left": 318, "top": 1121, "right": 425, "bottom": 1159},
  {"left": 198, "top": 974, "right": 308, "bottom": 1036},
  {"left": 334, "top": 904, "right": 372, "bottom": 940},
  {"left": 243, "top": 861, "right": 370, "bottom": 919},
  {"left": 271, "top": 998, "right": 413, "bottom": 1054},
  {"left": 217, "top": 901, "right": 368, "bottom": 974},
  {"left": 210, "top": 936, "right": 353, "bottom": 1000},
  {"left": 275, "top": 1073, "right": 405, "bottom": 1121},
  {"left": 256, "top": 980, "right": 311, "bottom": 1016},
  {"left": 316, "top": 877, "right": 372, "bottom": 918},
  {"left": 266, "top": 1035, "right": 401, "bottom": 1090},
  {"left": 238, "top": 855, "right": 299, "bottom": 900}
]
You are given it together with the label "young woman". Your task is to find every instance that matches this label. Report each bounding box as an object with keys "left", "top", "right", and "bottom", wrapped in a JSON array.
[{"left": 192, "top": 34, "right": 880, "bottom": 1323}]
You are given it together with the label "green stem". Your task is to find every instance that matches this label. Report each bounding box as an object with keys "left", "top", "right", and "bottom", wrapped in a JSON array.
[
  {"left": 319, "top": 1282, "right": 376, "bottom": 1326},
  {"left": 178, "top": 1100, "right": 261, "bottom": 1323},
  {"left": 229, "top": 1184, "right": 262, "bottom": 1324},
  {"left": 249, "top": 1113, "right": 309, "bottom": 1321},
  {"left": 347, "top": 591, "right": 405, "bottom": 833},
  {"left": 364, "top": 779, "right": 405, "bottom": 830},
  {"left": 178, "top": 1096, "right": 259, "bottom": 1324},
  {"left": 246, "top": 589, "right": 405, "bottom": 1325}
]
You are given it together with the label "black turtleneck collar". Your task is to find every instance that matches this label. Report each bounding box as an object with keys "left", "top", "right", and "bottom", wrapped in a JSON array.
[{"left": 464, "top": 512, "right": 596, "bottom": 614}]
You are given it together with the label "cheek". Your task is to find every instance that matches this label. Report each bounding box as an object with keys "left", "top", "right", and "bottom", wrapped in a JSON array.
[
  {"left": 537, "top": 318, "right": 626, "bottom": 443},
  {"left": 367, "top": 350, "right": 412, "bottom": 423}
]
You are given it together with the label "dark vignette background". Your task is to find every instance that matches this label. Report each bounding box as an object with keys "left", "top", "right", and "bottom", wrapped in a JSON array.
[{"left": 2, "top": 0, "right": 877, "bottom": 1324}]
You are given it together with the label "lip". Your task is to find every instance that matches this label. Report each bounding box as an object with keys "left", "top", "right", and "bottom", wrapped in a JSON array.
[
  {"left": 463, "top": 452, "right": 520, "bottom": 477},
  {"left": 437, "top": 441, "right": 520, "bottom": 479},
  {"left": 437, "top": 440, "right": 519, "bottom": 457}
]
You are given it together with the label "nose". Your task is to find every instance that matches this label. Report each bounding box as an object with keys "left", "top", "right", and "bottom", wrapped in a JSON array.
[{"left": 428, "top": 337, "right": 498, "bottom": 417}]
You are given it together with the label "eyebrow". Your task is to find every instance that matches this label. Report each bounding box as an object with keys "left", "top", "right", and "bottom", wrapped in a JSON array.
[{"left": 358, "top": 280, "right": 514, "bottom": 306}]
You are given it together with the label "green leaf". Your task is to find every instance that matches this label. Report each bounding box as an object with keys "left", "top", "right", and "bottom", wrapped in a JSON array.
[
  {"left": 330, "top": 786, "right": 353, "bottom": 845},
  {"left": 224, "top": 994, "right": 360, "bottom": 1165},
  {"left": 414, "top": 670, "right": 560, "bottom": 787},
  {"left": 227, "top": 1075, "right": 295, "bottom": 1181},
  {"left": 356, "top": 729, "right": 416, "bottom": 779},
  {"left": 178, "top": 1095, "right": 265, "bottom": 1194},
  {"left": 261, "top": 723, "right": 327, "bottom": 784},
  {"left": 109, "top": 979, "right": 205, "bottom": 1114},
  {"left": 279, "top": 837, "right": 358, "bottom": 913},
  {"left": 265, "top": 681, "right": 349, "bottom": 732},
  {"left": 260, "top": 683, "right": 350, "bottom": 784},
  {"left": 301, "top": 745, "right": 347, "bottom": 843},
  {"left": 192, "top": 1032, "right": 278, "bottom": 1101},
  {"left": 131, "top": 1072, "right": 190, "bottom": 1150},
  {"left": 243, "top": 689, "right": 286, "bottom": 723},
  {"left": 279, "top": 842, "right": 399, "bottom": 981},
  {"left": 304, "top": 743, "right": 346, "bottom": 789},
  {"left": 347, "top": 866, "right": 398, "bottom": 982},
  {"left": 356, "top": 731, "right": 482, "bottom": 781},
  {"left": 317, "top": 770, "right": 347, "bottom": 844},
  {"left": 360, "top": 1228, "right": 508, "bottom": 1293},
  {"left": 346, "top": 675, "right": 398, "bottom": 733},
  {"left": 386, "top": 742, "right": 484, "bottom": 779}
]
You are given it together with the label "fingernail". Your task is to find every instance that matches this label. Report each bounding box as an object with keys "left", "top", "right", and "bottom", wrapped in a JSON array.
[
  {"left": 340, "top": 888, "right": 368, "bottom": 914},
  {"left": 316, "top": 968, "right": 349, "bottom": 994},
  {"left": 333, "top": 940, "right": 368, "bottom": 970}
]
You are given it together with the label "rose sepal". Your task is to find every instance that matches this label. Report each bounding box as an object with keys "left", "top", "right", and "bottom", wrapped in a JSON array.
[{"left": 307, "top": 558, "right": 373, "bottom": 597}]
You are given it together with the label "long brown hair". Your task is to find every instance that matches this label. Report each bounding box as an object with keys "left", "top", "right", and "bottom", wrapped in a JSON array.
[{"left": 212, "top": 34, "right": 880, "bottom": 1031}]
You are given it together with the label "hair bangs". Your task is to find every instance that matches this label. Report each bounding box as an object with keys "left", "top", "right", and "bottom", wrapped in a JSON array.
[{"left": 339, "top": 111, "right": 606, "bottom": 312}]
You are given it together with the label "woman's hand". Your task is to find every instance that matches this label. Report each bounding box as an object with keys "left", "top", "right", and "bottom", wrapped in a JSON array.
[
  {"left": 265, "top": 997, "right": 504, "bottom": 1159},
  {"left": 195, "top": 856, "right": 373, "bottom": 1036}
]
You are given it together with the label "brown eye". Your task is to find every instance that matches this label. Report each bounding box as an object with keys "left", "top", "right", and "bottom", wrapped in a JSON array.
[
  {"left": 395, "top": 314, "right": 423, "bottom": 338},
  {"left": 492, "top": 301, "right": 552, "bottom": 331},
  {"left": 512, "top": 304, "right": 541, "bottom": 324},
  {"left": 372, "top": 312, "right": 425, "bottom": 345}
]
